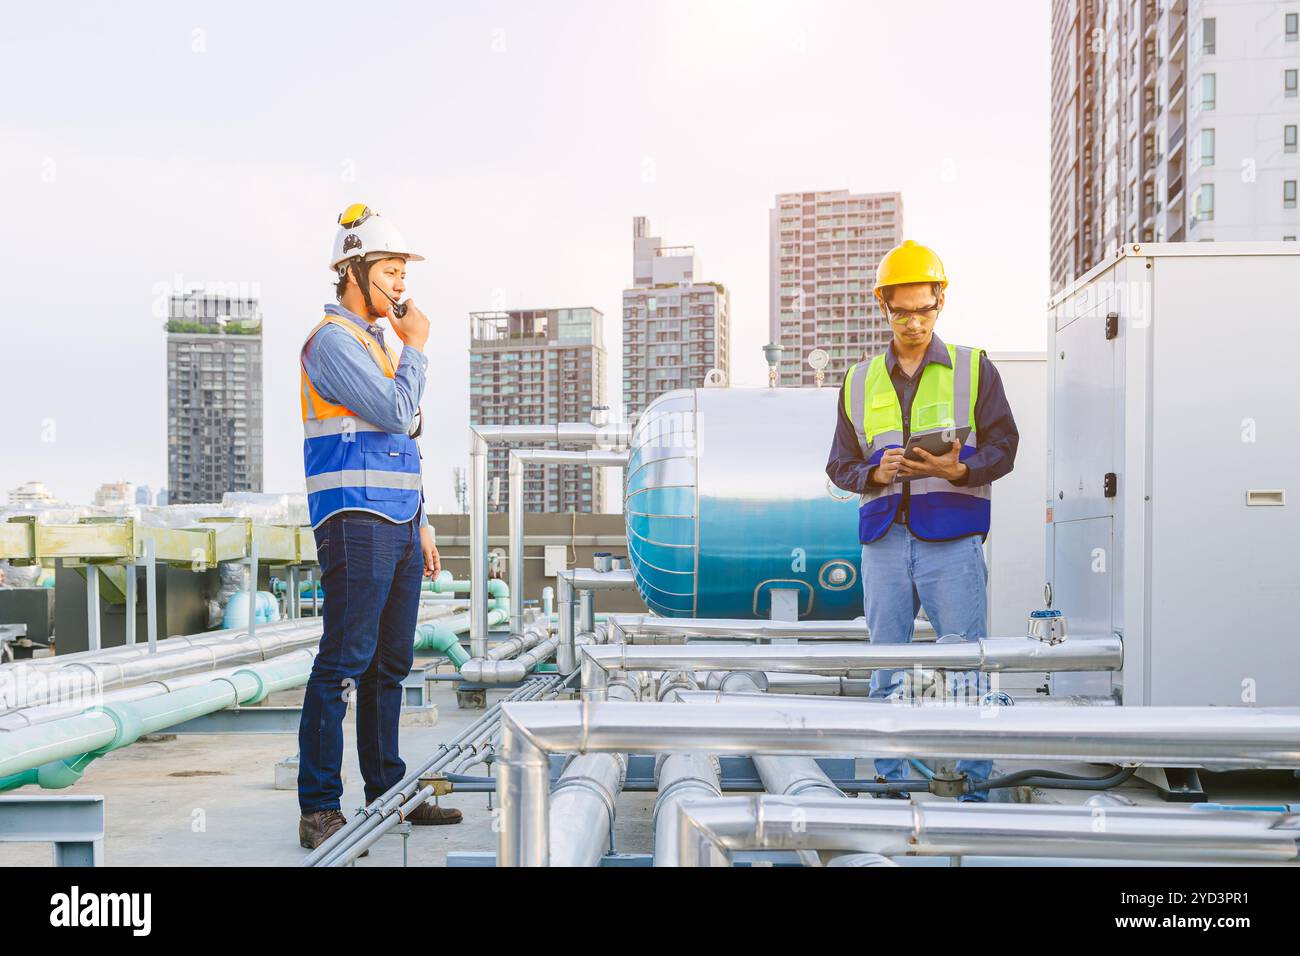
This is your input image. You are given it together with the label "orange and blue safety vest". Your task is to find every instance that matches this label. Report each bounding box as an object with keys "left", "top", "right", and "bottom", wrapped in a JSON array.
[{"left": 300, "top": 315, "right": 422, "bottom": 528}]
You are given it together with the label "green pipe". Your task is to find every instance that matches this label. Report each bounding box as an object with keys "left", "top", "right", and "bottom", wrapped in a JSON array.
[
  {"left": 0, "top": 652, "right": 315, "bottom": 791},
  {"left": 414, "top": 626, "right": 471, "bottom": 667},
  {"left": 413, "top": 609, "right": 507, "bottom": 659},
  {"left": 420, "top": 574, "right": 510, "bottom": 600}
]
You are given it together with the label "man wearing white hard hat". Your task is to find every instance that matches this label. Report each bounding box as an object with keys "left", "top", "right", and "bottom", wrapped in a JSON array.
[{"left": 296, "top": 203, "right": 460, "bottom": 851}]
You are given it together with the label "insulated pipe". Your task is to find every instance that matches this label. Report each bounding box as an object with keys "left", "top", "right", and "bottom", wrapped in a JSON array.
[
  {"left": 713, "top": 671, "right": 848, "bottom": 837},
  {"left": 675, "top": 796, "right": 1300, "bottom": 866},
  {"left": 752, "top": 756, "right": 845, "bottom": 800},
  {"left": 495, "top": 700, "right": 1300, "bottom": 866},
  {"left": 608, "top": 615, "right": 872, "bottom": 644},
  {"left": 556, "top": 573, "right": 576, "bottom": 676},
  {"left": 508, "top": 449, "right": 629, "bottom": 636},
  {"left": 579, "top": 637, "right": 1123, "bottom": 701},
  {"left": 1, "top": 651, "right": 317, "bottom": 733},
  {"left": 413, "top": 609, "right": 508, "bottom": 660},
  {"left": 470, "top": 430, "right": 489, "bottom": 659},
  {"left": 763, "top": 675, "right": 874, "bottom": 696},
  {"left": 458, "top": 636, "right": 560, "bottom": 684},
  {"left": 508, "top": 452, "right": 524, "bottom": 635},
  {"left": 0, "top": 650, "right": 317, "bottom": 785},
  {"left": 677, "top": 689, "right": 1119, "bottom": 709},
  {"left": 470, "top": 423, "right": 632, "bottom": 656},
  {"left": 652, "top": 753, "right": 721, "bottom": 867},
  {"left": 578, "top": 590, "right": 594, "bottom": 637},
  {"left": 0, "top": 606, "right": 456, "bottom": 715},
  {"left": 825, "top": 853, "right": 901, "bottom": 867},
  {"left": 547, "top": 669, "right": 639, "bottom": 867},
  {"left": 558, "top": 569, "right": 636, "bottom": 677}
]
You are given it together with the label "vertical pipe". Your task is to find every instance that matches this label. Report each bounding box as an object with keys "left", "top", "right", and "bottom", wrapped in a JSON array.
[
  {"left": 470, "top": 431, "right": 489, "bottom": 658},
  {"left": 246, "top": 537, "right": 258, "bottom": 642},
  {"left": 143, "top": 538, "right": 157, "bottom": 654},
  {"left": 508, "top": 452, "right": 524, "bottom": 636},
  {"left": 124, "top": 559, "right": 137, "bottom": 647},
  {"left": 498, "top": 714, "right": 550, "bottom": 867},
  {"left": 85, "top": 565, "right": 101, "bottom": 652},
  {"left": 578, "top": 589, "right": 594, "bottom": 635},
  {"left": 556, "top": 572, "right": 575, "bottom": 675}
]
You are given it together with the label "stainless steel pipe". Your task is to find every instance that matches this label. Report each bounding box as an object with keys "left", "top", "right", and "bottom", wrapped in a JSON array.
[
  {"left": 675, "top": 796, "right": 1300, "bottom": 866},
  {"left": 495, "top": 699, "right": 1300, "bottom": 866},
  {"left": 557, "top": 569, "right": 636, "bottom": 676},
  {"left": 608, "top": 615, "right": 872, "bottom": 644},
  {"left": 579, "top": 636, "right": 1123, "bottom": 701},
  {"left": 508, "top": 449, "right": 628, "bottom": 636},
  {"left": 470, "top": 423, "right": 631, "bottom": 654},
  {"left": 652, "top": 753, "right": 721, "bottom": 867}
]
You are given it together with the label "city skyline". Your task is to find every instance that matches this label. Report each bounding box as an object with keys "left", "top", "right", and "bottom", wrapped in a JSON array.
[{"left": 0, "top": 2, "right": 1053, "bottom": 512}]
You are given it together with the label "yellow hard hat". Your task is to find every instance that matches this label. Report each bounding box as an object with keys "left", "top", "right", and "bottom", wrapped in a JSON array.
[{"left": 874, "top": 240, "right": 948, "bottom": 306}]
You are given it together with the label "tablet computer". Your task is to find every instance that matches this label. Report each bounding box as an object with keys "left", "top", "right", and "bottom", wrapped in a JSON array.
[{"left": 903, "top": 427, "right": 971, "bottom": 462}]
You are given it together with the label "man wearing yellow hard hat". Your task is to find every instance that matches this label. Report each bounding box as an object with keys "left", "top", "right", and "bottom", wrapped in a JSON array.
[
  {"left": 826, "top": 240, "right": 1020, "bottom": 801},
  {"left": 296, "top": 203, "right": 461, "bottom": 851}
]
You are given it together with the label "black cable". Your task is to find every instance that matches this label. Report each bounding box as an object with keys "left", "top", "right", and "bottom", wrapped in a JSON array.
[{"left": 972, "top": 765, "right": 1136, "bottom": 792}]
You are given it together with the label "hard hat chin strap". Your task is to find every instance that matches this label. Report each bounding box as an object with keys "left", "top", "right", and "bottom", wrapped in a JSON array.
[{"left": 349, "top": 259, "right": 381, "bottom": 319}]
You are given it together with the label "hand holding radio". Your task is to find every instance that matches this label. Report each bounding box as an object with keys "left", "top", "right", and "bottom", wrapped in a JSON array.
[{"left": 389, "top": 298, "right": 429, "bottom": 352}]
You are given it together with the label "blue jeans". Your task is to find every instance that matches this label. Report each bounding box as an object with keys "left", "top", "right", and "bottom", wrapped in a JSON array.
[
  {"left": 861, "top": 522, "right": 993, "bottom": 797},
  {"left": 298, "top": 512, "right": 422, "bottom": 814}
]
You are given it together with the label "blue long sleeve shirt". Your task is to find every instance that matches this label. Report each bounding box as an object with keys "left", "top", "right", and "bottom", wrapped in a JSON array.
[
  {"left": 825, "top": 334, "right": 1019, "bottom": 516},
  {"left": 303, "top": 303, "right": 430, "bottom": 528}
]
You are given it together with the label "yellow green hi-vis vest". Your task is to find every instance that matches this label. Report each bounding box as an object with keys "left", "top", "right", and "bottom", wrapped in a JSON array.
[{"left": 843, "top": 343, "right": 990, "bottom": 542}]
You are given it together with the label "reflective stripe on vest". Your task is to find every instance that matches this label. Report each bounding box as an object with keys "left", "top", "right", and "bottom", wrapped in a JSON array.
[
  {"left": 300, "top": 315, "right": 422, "bottom": 529},
  {"left": 844, "top": 343, "right": 991, "bottom": 543}
]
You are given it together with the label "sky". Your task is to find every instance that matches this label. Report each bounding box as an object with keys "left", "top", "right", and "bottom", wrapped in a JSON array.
[{"left": 0, "top": 0, "right": 1052, "bottom": 513}]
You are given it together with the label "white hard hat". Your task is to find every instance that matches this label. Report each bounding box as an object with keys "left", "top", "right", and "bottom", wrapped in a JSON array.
[{"left": 329, "top": 203, "right": 424, "bottom": 273}]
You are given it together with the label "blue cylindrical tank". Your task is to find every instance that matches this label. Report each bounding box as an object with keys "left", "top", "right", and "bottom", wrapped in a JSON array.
[{"left": 624, "top": 386, "right": 862, "bottom": 620}]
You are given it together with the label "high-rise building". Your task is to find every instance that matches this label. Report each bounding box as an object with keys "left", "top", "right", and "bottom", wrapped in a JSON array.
[
  {"left": 469, "top": 307, "right": 607, "bottom": 513},
  {"left": 1050, "top": 0, "right": 1300, "bottom": 290},
  {"left": 621, "top": 217, "right": 730, "bottom": 422},
  {"left": 769, "top": 189, "right": 904, "bottom": 387},
  {"left": 135, "top": 485, "right": 153, "bottom": 506},
  {"left": 166, "top": 289, "right": 264, "bottom": 504}
]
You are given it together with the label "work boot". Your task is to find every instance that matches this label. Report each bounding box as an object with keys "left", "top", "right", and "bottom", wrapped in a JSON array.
[
  {"left": 406, "top": 801, "right": 463, "bottom": 826},
  {"left": 299, "top": 809, "right": 369, "bottom": 856}
]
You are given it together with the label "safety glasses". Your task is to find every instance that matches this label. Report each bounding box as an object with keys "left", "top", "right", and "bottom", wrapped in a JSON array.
[{"left": 885, "top": 299, "right": 941, "bottom": 323}]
